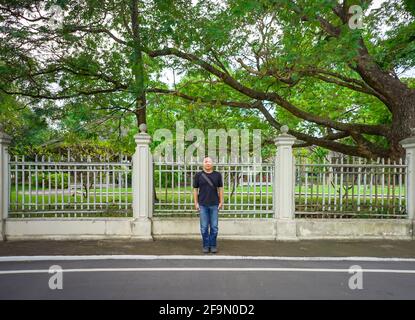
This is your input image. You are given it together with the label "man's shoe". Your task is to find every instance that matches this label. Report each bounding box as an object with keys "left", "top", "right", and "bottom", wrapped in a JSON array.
[
  {"left": 202, "top": 247, "right": 210, "bottom": 254},
  {"left": 210, "top": 247, "right": 217, "bottom": 254}
]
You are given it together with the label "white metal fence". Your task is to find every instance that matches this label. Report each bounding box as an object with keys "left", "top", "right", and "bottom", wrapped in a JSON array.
[
  {"left": 153, "top": 162, "right": 274, "bottom": 218},
  {"left": 8, "top": 154, "right": 132, "bottom": 217},
  {"left": 295, "top": 157, "right": 407, "bottom": 219},
  {"left": 6, "top": 153, "right": 410, "bottom": 220}
]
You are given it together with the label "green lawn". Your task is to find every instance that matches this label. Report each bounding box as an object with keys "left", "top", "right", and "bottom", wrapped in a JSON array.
[{"left": 8, "top": 185, "right": 407, "bottom": 219}]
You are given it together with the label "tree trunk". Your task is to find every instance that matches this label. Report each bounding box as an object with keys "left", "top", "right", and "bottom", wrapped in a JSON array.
[
  {"left": 389, "top": 92, "right": 415, "bottom": 159},
  {"left": 354, "top": 46, "right": 415, "bottom": 159},
  {"left": 135, "top": 98, "right": 146, "bottom": 127},
  {"left": 131, "top": 0, "right": 146, "bottom": 127}
]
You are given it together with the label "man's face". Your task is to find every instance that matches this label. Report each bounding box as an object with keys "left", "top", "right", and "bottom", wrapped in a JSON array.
[{"left": 203, "top": 157, "right": 213, "bottom": 171}]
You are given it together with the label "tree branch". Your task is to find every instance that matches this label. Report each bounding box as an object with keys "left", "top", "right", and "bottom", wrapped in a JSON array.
[
  {"left": 0, "top": 86, "right": 126, "bottom": 100},
  {"left": 146, "top": 88, "right": 253, "bottom": 109},
  {"left": 147, "top": 47, "right": 390, "bottom": 137},
  {"left": 64, "top": 26, "right": 128, "bottom": 46},
  {"left": 256, "top": 101, "right": 388, "bottom": 158}
]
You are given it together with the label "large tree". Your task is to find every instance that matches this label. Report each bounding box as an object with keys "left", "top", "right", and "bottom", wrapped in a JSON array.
[
  {"left": 1, "top": 0, "right": 415, "bottom": 159},
  {"left": 146, "top": 0, "right": 415, "bottom": 159},
  {"left": 0, "top": 0, "right": 165, "bottom": 126}
]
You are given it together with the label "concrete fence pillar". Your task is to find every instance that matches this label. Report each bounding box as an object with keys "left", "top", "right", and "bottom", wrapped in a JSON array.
[
  {"left": 401, "top": 131, "right": 415, "bottom": 221},
  {"left": 0, "top": 126, "right": 12, "bottom": 241},
  {"left": 131, "top": 124, "right": 153, "bottom": 240},
  {"left": 274, "top": 125, "right": 298, "bottom": 240}
]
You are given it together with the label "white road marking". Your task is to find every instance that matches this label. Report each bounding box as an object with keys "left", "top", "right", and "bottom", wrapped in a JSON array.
[
  {"left": 1, "top": 255, "right": 415, "bottom": 262},
  {"left": 0, "top": 267, "right": 415, "bottom": 275}
]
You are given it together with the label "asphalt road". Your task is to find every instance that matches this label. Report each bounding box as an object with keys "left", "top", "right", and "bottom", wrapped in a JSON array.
[{"left": 0, "top": 256, "right": 414, "bottom": 300}]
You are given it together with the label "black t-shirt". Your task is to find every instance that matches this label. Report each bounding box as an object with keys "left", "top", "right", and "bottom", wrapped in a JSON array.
[{"left": 193, "top": 170, "right": 223, "bottom": 206}]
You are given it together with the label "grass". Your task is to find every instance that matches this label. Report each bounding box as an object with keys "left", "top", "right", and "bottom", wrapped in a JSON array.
[{"left": 8, "top": 185, "right": 407, "bottom": 219}]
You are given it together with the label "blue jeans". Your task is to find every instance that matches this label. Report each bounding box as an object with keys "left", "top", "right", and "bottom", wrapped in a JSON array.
[{"left": 199, "top": 205, "right": 219, "bottom": 248}]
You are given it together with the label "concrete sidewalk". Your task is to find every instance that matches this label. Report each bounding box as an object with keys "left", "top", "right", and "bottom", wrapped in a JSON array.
[{"left": 0, "top": 239, "right": 415, "bottom": 257}]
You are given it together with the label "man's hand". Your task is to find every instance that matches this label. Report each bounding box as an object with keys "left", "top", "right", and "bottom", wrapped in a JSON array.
[
  {"left": 218, "top": 187, "right": 224, "bottom": 211},
  {"left": 195, "top": 203, "right": 200, "bottom": 211}
]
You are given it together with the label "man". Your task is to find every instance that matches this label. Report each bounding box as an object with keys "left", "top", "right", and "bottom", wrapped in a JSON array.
[{"left": 193, "top": 157, "right": 224, "bottom": 254}]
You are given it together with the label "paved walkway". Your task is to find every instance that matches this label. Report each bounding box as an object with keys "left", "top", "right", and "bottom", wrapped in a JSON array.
[{"left": 1, "top": 239, "right": 415, "bottom": 257}]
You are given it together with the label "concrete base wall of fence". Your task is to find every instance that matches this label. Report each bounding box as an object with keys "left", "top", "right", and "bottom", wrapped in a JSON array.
[
  {"left": 2, "top": 218, "right": 414, "bottom": 241},
  {"left": 296, "top": 219, "right": 413, "bottom": 240},
  {"left": 152, "top": 218, "right": 277, "bottom": 240},
  {"left": 153, "top": 218, "right": 414, "bottom": 240},
  {"left": 0, "top": 221, "right": 3, "bottom": 241},
  {"left": 275, "top": 219, "right": 298, "bottom": 241},
  {"left": 4, "top": 218, "right": 153, "bottom": 241}
]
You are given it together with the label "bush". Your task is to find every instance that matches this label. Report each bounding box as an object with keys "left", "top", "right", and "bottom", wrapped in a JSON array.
[{"left": 35, "top": 173, "right": 70, "bottom": 189}]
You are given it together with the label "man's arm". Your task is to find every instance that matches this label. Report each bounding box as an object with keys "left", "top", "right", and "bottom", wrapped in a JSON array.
[
  {"left": 218, "top": 173, "right": 224, "bottom": 210},
  {"left": 193, "top": 188, "right": 200, "bottom": 211},
  {"left": 218, "top": 187, "right": 224, "bottom": 210},
  {"left": 193, "top": 173, "right": 199, "bottom": 211}
]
